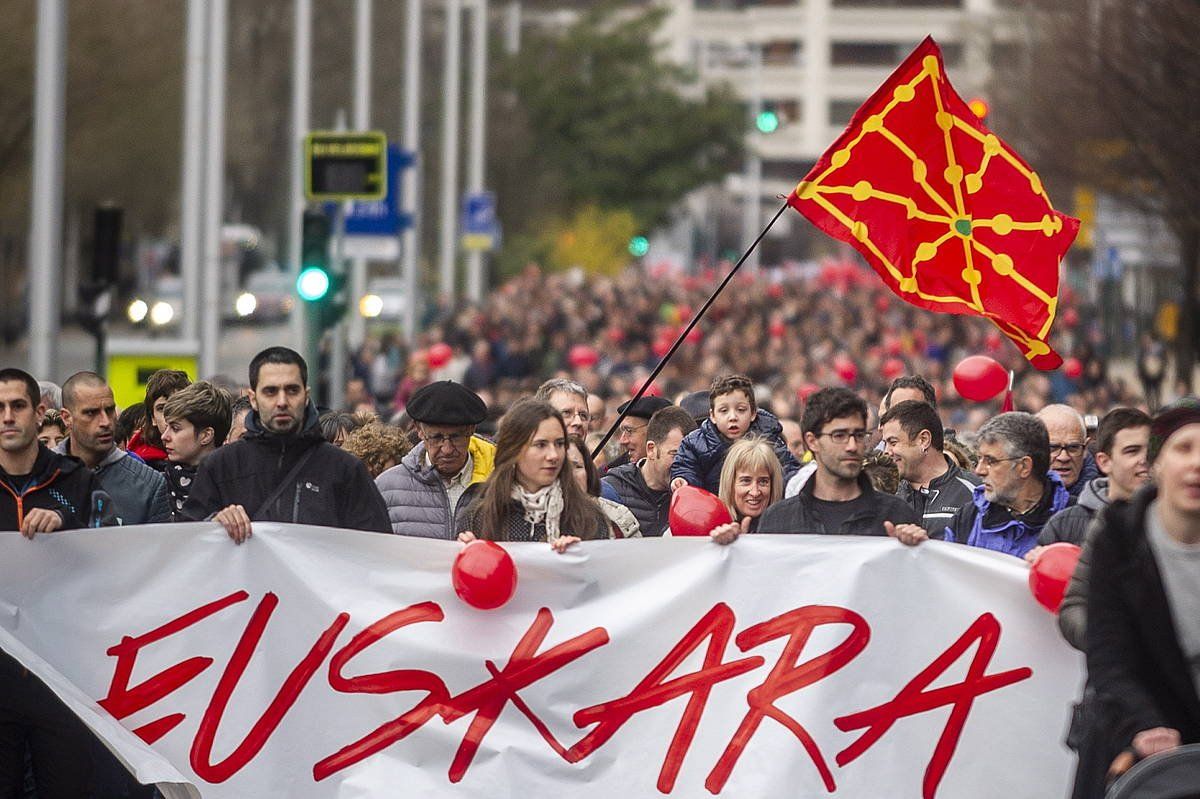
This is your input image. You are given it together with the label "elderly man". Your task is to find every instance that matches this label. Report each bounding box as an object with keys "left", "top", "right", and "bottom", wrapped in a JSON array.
[
  {"left": 605, "top": 395, "right": 674, "bottom": 473},
  {"left": 879, "top": 400, "right": 979, "bottom": 535},
  {"left": 1077, "top": 398, "right": 1200, "bottom": 797},
  {"left": 376, "top": 380, "right": 494, "bottom": 538},
  {"left": 57, "top": 371, "right": 170, "bottom": 525},
  {"left": 1036, "top": 403, "right": 1101, "bottom": 504},
  {"left": 535, "top": 378, "right": 591, "bottom": 440},
  {"left": 930, "top": 412, "right": 1069, "bottom": 558}
]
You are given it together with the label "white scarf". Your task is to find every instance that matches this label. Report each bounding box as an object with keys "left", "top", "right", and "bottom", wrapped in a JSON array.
[{"left": 510, "top": 481, "right": 564, "bottom": 542}]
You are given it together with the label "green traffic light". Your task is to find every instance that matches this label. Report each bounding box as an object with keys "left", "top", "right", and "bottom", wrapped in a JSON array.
[
  {"left": 629, "top": 236, "right": 650, "bottom": 257},
  {"left": 297, "top": 267, "right": 331, "bottom": 301},
  {"left": 756, "top": 110, "right": 779, "bottom": 134}
]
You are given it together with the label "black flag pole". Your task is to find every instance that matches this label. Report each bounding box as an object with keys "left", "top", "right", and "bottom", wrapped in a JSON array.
[{"left": 591, "top": 199, "right": 791, "bottom": 460}]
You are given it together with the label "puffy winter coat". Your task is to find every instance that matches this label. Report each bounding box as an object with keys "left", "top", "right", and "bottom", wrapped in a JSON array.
[
  {"left": 182, "top": 403, "right": 390, "bottom": 533},
  {"left": 943, "top": 472, "right": 1069, "bottom": 558},
  {"left": 57, "top": 441, "right": 170, "bottom": 525},
  {"left": 1039, "top": 476, "right": 1109, "bottom": 547},
  {"left": 375, "top": 437, "right": 496, "bottom": 538},
  {"left": 601, "top": 461, "right": 671, "bottom": 537},
  {"left": 670, "top": 410, "right": 800, "bottom": 493}
]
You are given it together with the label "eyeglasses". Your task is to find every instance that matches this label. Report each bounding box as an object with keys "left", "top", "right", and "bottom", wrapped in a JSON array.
[
  {"left": 977, "top": 454, "right": 1023, "bottom": 469},
  {"left": 618, "top": 423, "right": 648, "bottom": 436},
  {"left": 1049, "top": 442, "right": 1086, "bottom": 457},
  {"left": 815, "top": 429, "right": 871, "bottom": 445},
  {"left": 561, "top": 409, "right": 591, "bottom": 421},
  {"left": 424, "top": 432, "right": 471, "bottom": 449}
]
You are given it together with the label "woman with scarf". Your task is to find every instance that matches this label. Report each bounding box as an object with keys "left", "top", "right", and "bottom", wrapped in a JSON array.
[{"left": 456, "top": 399, "right": 608, "bottom": 552}]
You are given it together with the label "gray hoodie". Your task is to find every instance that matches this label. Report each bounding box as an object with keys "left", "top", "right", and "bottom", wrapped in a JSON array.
[
  {"left": 1038, "top": 476, "right": 1108, "bottom": 547},
  {"left": 55, "top": 442, "right": 170, "bottom": 525}
]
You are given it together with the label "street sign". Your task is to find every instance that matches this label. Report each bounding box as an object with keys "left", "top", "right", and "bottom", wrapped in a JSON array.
[
  {"left": 460, "top": 191, "right": 499, "bottom": 252},
  {"left": 345, "top": 146, "right": 413, "bottom": 236},
  {"left": 304, "top": 132, "right": 388, "bottom": 201}
]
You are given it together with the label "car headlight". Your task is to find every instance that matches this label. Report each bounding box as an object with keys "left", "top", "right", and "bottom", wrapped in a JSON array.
[
  {"left": 127, "top": 299, "right": 149, "bottom": 324},
  {"left": 149, "top": 301, "right": 175, "bottom": 326},
  {"left": 359, "top": 294, "right": 383, "bottom": 318},
  {"left": 236, "top": 292, "right": 258, "bottom": 317}
]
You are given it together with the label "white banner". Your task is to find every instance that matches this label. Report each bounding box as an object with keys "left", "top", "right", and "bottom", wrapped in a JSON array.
[{"left": 0, "top": 525, "right": 1082, "bottom": 798}]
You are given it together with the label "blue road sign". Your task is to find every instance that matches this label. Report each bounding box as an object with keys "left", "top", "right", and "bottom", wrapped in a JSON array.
[
  {"left": 461, "top": 191, "right": 499, "bottom": 252},
  {"left": 345, "top": 146, "right": 414, "bottom": 236}
]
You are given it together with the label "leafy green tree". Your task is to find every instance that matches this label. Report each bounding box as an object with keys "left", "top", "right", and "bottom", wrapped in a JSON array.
[{"left": 489, "top": 2, "right": 744, "bottom": 276}]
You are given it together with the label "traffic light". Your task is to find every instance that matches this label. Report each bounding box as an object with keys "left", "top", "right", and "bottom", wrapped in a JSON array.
[
  {"left": 297, "top": 209, "right": 346, "bottom": 330},
  {"left": 755, "top": 106, "right": 780, "bottom": 134}
]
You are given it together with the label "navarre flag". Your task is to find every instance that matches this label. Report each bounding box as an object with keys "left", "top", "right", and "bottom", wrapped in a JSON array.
[{"left": 788, "top": 37, "right": 1078, "bottom": 369}]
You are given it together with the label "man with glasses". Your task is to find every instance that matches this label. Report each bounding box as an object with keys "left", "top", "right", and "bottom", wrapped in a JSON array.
[
  {"left": 535, "top": 378, "right": 591, "bottom": 440},
  {"left": 905, "top": 412, "right": 1069, "bottom": 557},
  {"left": 1037, "top": 404, "right": 1101, "bottom": 505},
  {"left": 606, "top": 396, "right": 674, "bottom": 473},
  {"left": 758, "top": 387, "right": 922, "bottom": 536},
  {"left": 376, "top": 380, "right": 494, "bottom": 538}
]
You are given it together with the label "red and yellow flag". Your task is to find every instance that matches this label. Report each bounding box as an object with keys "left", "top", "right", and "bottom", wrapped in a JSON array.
[{"left": 787, "top": 37, "right": 1078, "bottom": 369}]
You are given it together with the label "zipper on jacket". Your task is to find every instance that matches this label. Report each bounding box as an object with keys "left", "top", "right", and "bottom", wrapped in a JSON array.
[{"left": 292, "top": 483, "right": 301, "bottom": 524}]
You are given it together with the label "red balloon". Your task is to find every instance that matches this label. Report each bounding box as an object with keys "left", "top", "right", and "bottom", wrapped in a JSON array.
[
  {"left": 1028, "top": 543, "right": 1082, "bottom": 613},
  {"left": 452, "top": 541, "right": 518, "bottom": 610},
  {"left": 1061, "top": 307, "right": 1080, "bottom": 328},
  {"left": 952, "top": 355, "right": 1008, "bottom": 402},
  {"left": 835, "top": 358, "right": 858, "bottom": 385},
  {"left": 883, "top": 336, "right": 902, "bottom": 356},
  {"left": 652, "top": 336, "right": 672, "bottom": 358},
  {"left": 568, "top": 344, "right": 599, "bottom": 369},
  {"left": 669, "top": 486, "right": 733, "bottom": 537},
  {"left": 768, "top": 284, "right": 785, "bottom": 299},
  {"left": 427, "top": 342, "right": 453, "bottom": 369},
  {"left": 676, "top": 304, "right": 694, "bottom": 323},
  {"left": 1063, "top": 357, "right": 1083, "bottom": 380},
  {"left": 984, "top": 330, "right": 1004, "bottom": 353},
  {"left": 796, "top": 382, "right": 820, "bottom": 403},
  {"left": 685, "top": 327, "right": 703, "bottom": 345},
  {"left": 882, "top": 357, "right": 906, "bottom": 381},
  {"left": 769, "top": 320, "right": 787, "bottom": 339},
  {"left": 875, "top": 295, "right": 890, "bottom": 314}
]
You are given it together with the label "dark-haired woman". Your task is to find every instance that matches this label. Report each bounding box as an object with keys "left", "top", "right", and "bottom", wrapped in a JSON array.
[{"left": 456, "top": 400, "right": 607, "bottom": 552}]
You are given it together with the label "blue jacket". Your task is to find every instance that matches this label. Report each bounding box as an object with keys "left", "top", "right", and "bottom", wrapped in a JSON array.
[
  {"left": 944, "top": 471, "right": 1070, "bottom": 558},
  {"left": 670, "top": 409, "right": 800, "bottom": 494},
  {"left": 1065, "top": 451, "right": 1101, "bottom": 505}
]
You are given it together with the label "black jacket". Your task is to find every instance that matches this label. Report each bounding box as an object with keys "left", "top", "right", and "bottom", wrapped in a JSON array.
[
  {"left": 1080, "top": 485, "right": 1200, "bottom": 797},
  {"left": 601, "top": 461, "right": 670, "bottom": 537},
  {"left": 1039, "top": 476, "right": 1109, "bottom": 547},
  {"left": 0, "top": 445, "right": 116, "bottom": 530},
  {"left": 182, "top": 403, "right": 391, "bottom": 533},
  {"left": 895, "top": 455, "right": 980, "bottom": 537},
  {"left": 756, "top": 471, "right": 919, "bottom": 536}
]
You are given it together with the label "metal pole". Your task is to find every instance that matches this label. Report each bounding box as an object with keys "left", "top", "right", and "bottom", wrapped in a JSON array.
[
  {"left": 180, "top": 0, "right": 207, "bottom": 345},
  {"left": 465, "top": 0, "right": 488, "bottom": 303},
  {"left": 741, "top": 42, "right": 763, "bottom": 274},
  {"left": 200, "top": 0, "right": 228, "bottom": 379},
  {"left": 348, "top": 0, "right": 372, "bottom": 348},
  {"left": 401, "top": 0, "right": 423, "bottom": 344},
  {"left": 329, "top": 204, "right": 347, "bottom": 410},
  {"left": 503, "top": 1, "right": 520, "bottom": 55},
  {"left": 438, "top": 0, "right": 463, "bottom": 304},
  {"left": 289, "top": 0, "right": 313, "bottom": 368},
  {"left": 27, "top": 0, "right": 67, "bottom": 380}
]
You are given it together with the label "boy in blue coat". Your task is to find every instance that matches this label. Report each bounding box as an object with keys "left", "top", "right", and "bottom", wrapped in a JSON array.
[{"left": 670, "top": 374, "right": 800, "bottom": 494}]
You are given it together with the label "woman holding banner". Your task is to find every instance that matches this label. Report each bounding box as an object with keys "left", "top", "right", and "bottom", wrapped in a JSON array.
[
  {"left": 457, "top": 400, "right": 608, "bottom": 552},
  {"left": 710, "top": 437, "right": 784, "bottom": 544}
]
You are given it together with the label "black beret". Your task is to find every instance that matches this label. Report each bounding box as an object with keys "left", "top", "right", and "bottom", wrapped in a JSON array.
[
  {"left": 617, "top": 396, "right": 673, "bottom": 420},
  {"left": 406, "top": 381, "right": 487, "bottom": 426}
]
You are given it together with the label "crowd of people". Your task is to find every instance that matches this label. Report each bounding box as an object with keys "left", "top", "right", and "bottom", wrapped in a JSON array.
[{"left": 1, "top": 263, "right": 1196, "bottom": 799}]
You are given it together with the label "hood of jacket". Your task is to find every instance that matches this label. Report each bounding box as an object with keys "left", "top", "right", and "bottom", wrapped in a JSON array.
[
  {"left": 399, "top": 435, "right": 496, "bottom": 487},
  {"left": 127, "top": 429, "right": 168, "bottom": 463},
  {"left": 242, "top": 401, "right": 325, "bottom": 450},
  {"left": 1077, "top": 476, "right": 1110, "bottom": 513}
]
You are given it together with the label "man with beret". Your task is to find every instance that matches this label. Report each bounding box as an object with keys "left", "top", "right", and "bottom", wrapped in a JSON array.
[
  {"left": 376, "top": 380, "right": 495, "bottom": 538},
  {"left": 1075, "top": 397, "right": 1200, "bottom": 797},
  {"left": 604, "top": 395, "right": 674, "bottom": 473}
]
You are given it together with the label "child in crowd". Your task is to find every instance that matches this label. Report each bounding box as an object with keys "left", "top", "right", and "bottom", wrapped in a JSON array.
[
  {"left": 670, "top": 374, "right": 800, "bottom": 494},
  {"left": 37, "top": 409, "right": 67, "bottom": 450},
  {"left": 159, "top": 381, "right": 232, "bottom": 521}
]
